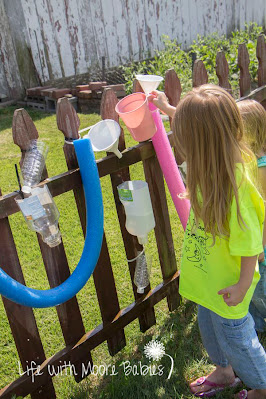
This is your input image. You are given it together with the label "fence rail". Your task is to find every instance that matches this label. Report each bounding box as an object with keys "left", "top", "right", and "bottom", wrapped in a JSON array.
[{"left": 0, "top": 36, "right": 266, "bottom": 398}]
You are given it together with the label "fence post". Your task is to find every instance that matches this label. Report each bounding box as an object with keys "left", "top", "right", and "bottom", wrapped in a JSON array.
[
  {"left": 100, "top": 88, "right": 157, "bottom": 332},
  {"left": 192, "top": 60, "right": 208, "bottom": 87},
  {"left": 12, "top": 108, "right": 93, "bottom": 383},
  {"left": 133, "top": 79, "right": 143, "bottom": 93},
  {"left": 56, "top": 98, "right": 126, "bottom": 354},
  {"left": 238, "top": 43, "right": 251, "bottom": 97},
  {"left": 257, "top": 34, "right": 266, "bottom": 87},
  {"left": 216, "top": 51, "right": 232, "bottom": 94},
  {"left": 0, "top": 187, "right": 56, "bottom": 399},
  {"left": 165, "top": 68, "right": 181, "bottom": 120},
  {"left": 164, "top": 68, "right": 184, "bottom": 164},
  {"left": 131, "top": 84, "right": 180, "bottom": 311},
  {"left": 142, "top": 156, "right": 180, "bottom": 311}
]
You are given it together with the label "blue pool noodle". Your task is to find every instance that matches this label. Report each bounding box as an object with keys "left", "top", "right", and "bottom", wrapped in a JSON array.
[{"left": 0, "top": 138, "right": 103, "bottom": 308}]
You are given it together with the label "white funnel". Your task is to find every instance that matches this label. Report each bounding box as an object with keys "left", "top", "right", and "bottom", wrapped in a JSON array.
[
  {"left": 84, "top": 119, "right": 122, "bottom": 158},
  {"left": 136, "top": 74, "right": 164, "bottom": 94}
]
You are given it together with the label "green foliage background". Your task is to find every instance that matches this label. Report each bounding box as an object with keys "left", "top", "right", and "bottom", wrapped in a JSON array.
[{"left": 123, "top": 23, "right": 264, "bottom": 97}]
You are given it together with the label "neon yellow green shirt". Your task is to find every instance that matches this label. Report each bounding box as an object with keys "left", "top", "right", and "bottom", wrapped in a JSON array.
[{"left": 179, "top": 164, "right": 265, "bottom": 319}]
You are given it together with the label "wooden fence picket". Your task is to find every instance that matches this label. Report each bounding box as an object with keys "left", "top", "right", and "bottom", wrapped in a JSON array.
[
  {"left": 257, "top": 35, "right": 266, "bottom": 92},
  {"left": 0, "top": 188, "right": 56, "bottom": 399},
  {"left": 238, "top": 43, "right": 251, "bottom": 97},
  {"left": 56, "top": 98, "right": 126, "bottom": 355},
  {"left": 142, "top": 157, "right": 180, "bottom": 311},
  {"left": 164, "top": 68, "right": 182, "bottom": 115},
  {"left": 216, "top": 51, "right": 232, "bottom": 94},
  {"left": 12, "top": 109, "right": 93, "bottom": 382},
  {"left": 132, "top": 79, "right": 180, "bottom": 309},
  {"left": 164, "top": 68, "right": 184, "bottom": 165},
  {"left": 100, "top": 88, "right": 156, "bottom": 332},
  {"left": 192, "top": 59, "right": 208, "bottom": 87}
]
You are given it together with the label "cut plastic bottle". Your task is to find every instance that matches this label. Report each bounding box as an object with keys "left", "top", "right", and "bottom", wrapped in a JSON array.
[
  {"left": 133, "top": 249, "right": 152, "bottom": 294},
  {"left": 21, "top": 140, "right": 49, "bottom": 194},
  {"left": 16, "top": 185, "right": 61, "bottom": 248},
  {"left": 117, "top": 180, "right": 155, "bottom": 245}
]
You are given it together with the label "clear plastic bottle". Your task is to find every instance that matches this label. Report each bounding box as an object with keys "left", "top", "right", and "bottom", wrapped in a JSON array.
[
  {"left": 21, "top": 140, "right": 49, "bottom": 194},
  {"left": 16, "top": 185, "right": 61, "bottom": 248},
  {"left": 134, "top": 250, "right": 152, "bottom": 294},
  {"left": 117, "top": 180, "right": 155, "bottom": 244}
]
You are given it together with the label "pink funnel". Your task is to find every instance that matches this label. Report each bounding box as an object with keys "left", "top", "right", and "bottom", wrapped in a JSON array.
[{"left": 115, "top": 93, "right": 156, "bottom": 142}]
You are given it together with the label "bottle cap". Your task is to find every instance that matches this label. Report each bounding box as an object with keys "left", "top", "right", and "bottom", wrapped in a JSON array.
[
  {"left": 137, "top": 287, "right": 145, "bottom": 294},
  {"left": 22, "top": 185, "right": 32, "bottom": 194},
  {"left": 137, "top": 235, "right": 148, "bottom": 245}
]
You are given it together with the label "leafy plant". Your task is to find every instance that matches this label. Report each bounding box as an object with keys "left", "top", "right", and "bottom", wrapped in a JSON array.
[
  {"left": 123, "top": 35, "right": 192, "bottom": 94},
  {"left": 123, "top": 23, "right": 265, "bottom": 97}
]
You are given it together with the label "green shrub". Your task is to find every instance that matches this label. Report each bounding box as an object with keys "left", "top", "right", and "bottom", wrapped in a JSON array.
[
  {"left": 123, "top": 22, "right": 265, "bottom": 97},
  {"left": 123, "top": 35, "right": 192, "bottom": 95}
]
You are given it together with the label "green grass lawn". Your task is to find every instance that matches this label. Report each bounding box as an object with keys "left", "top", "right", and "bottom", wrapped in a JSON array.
[{"left": 0, "top": 106, "right": 265, "bottom": 399}]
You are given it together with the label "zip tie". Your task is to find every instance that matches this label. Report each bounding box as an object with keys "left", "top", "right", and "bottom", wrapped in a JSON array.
[
  {"left": 127, "top": 249, "right": 145, "bottom": 263},
  {"left": 64, "top": 134, "right": 81, "bottom": 145}
]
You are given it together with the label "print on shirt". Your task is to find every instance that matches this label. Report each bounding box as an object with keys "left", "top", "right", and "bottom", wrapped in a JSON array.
[{"left": 184, "top": 218, "right": 211, "bottom": 273}]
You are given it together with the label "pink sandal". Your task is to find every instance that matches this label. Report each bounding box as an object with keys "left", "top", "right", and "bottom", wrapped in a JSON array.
[
  {"left": 190, "top": 376, "right": 242, "bottom": 397},
  {"left": 236, "top": 390, "right": 248, "bottom": 399}
]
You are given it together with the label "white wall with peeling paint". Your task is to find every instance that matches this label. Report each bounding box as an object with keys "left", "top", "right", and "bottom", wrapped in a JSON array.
[{"left": 0, "top": 0, "right": 265, "bottom": 98}]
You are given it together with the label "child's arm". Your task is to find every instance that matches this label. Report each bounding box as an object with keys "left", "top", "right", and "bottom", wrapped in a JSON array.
[
  {"left": 149, "top": 91, "right": 176, "bottom": 118},
  {"left": 218, "top": 255, "right": 257, "bottom": 306}
]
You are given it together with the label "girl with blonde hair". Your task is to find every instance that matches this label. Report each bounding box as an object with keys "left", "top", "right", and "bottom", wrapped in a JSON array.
[
  {"left": 151, "top": 85, "right": 266, "bottom": 399},
  {"left": 237, "top": 99, "right": 266, "bottom": 333}
]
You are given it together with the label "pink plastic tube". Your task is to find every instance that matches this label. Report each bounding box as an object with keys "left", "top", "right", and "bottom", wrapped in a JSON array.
[{"left": 149, "top": 102, "right": 190, "bottom": 230}]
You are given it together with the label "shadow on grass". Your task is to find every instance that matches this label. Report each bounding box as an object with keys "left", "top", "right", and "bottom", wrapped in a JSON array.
[
  {"left": 66, "top": 301, "right": 206, "bottom": 399},
  {"left": 65, "top": 300, "right": 253, "bottom": 399}
]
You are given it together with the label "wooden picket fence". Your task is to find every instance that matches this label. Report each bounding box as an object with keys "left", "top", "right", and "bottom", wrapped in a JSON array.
[{"left": 0, "top": 35, "right": 266, "bottom": 399}]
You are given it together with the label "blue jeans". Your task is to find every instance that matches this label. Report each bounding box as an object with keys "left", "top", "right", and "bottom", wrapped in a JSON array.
[
  {"left": 198, "top": 305, "right": 266, "bottom": 389},
  {"left": 249, "top": 261, "right": 266, "bottom": 332}
]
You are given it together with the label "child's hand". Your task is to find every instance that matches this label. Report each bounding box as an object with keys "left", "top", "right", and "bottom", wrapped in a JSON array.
[
  {"left": 218, "top": 283, "right": 247, "bottom": 306},
  {"left": 258, "top": 250, "right": 265, "bottom": 263},
  {"left": 149, "top": 91, "right": 176, "bottom": 118}
]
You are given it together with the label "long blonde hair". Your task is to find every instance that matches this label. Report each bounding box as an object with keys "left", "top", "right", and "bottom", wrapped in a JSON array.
[
  {"left": 172, "top": 84, "right": 250, "bottom": 242},
  {"left": 237, "top": 99, "right": 266, "bottom": 157}
]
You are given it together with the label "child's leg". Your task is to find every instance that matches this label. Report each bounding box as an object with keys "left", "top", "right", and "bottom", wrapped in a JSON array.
[
  {"left": 197, "top": 305, "right": 229, "bottom": 367},
  {"left": 210, "top": 311, "right": 266, "bottom": 393},
  {"left": 190, "top": 306, "right": 236, "bottom": 394}
]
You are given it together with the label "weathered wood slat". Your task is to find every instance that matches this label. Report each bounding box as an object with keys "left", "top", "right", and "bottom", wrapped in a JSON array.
[
  {"left": 12, "top": 109, "right": 93, "bottom": 383},
  {"left": 0, "top": 189, "right": 56, "bottom": 399},
  {"left": 56, "top": 97, "right": 126, "bottom": 356},
  {"left": 132, "top": 77, "right": 179, "bottom": 309},
  {"left": 238, "top": 43, "right": 251, "bottom": 97},
  {"left": 0, "top": 271, "right": 180, "bottom": 399},
  {"left": 257, "top": 34, "right": 266, "bottom": 87},
  {"left": 164, "top": 68, "right": 184, "bottom": 164},
  {"left": 132, "top": 79, "right": 179, "bottom": 310},
  {"left": 133, "top": 78, "right": 143, "bottom": 93},
  {"left": 165, "top": 68, "right": 182, "bottom": 110},
  {"left": 142, "top": 156, "right": 180, "bottom": 311},
  {"left": 101, "top": 88, "right": 156, "bottom": 332},
  {"left": 192, "top": 59, "right": 208, "bottom": 87},
  {"left": 216, "top": 51, "right": 232, "bottom": 94}
]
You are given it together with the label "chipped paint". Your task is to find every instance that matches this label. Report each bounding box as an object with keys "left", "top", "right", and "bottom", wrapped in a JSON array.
[{"left": 0, "top": 0, "right": 265, "bottom": 97}]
